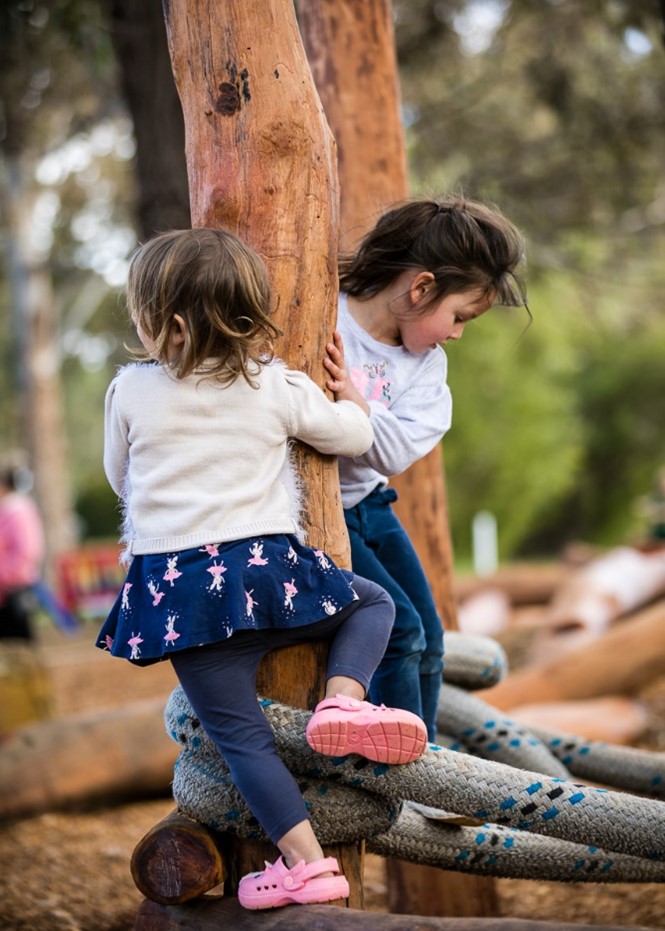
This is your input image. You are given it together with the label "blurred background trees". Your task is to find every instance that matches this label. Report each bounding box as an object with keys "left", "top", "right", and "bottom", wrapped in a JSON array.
[{"left": 1, "top": 0, "right": 664, "bottom": 569}]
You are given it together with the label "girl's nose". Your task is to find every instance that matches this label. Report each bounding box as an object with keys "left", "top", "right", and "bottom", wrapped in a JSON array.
[{"left": 449, "top": 322, "right": 465, "bottom": 341}]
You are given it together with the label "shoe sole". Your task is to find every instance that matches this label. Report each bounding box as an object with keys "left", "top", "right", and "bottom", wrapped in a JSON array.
[
  {"left": 239, "top": 878, "right": 350, "bottom": 909},
  {"left": 306, "top": 715, "right": 426, "bottom": 764}
]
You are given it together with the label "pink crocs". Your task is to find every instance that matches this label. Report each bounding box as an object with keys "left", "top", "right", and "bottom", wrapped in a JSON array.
[
  {"left": 306, "top": 693, "right": 427, "bottom": 764},
  {"left": 237, "top": 855, "right": 349, "bottom": 909}
]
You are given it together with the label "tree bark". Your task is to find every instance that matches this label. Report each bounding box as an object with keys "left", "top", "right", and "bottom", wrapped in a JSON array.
[
  {"left": 298, "top": 0, "right": 409, "bottom": 254},
  {"left": 162, "top": 0, "right": 359, "bottom": 905},
  {"left": 298, "top": 0, "right": 497, "bottom": 918}
]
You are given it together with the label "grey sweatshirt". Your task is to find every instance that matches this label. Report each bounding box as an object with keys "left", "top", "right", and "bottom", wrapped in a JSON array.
[{"left": 337, "top": 293, "right": 453, "bottom": 509}]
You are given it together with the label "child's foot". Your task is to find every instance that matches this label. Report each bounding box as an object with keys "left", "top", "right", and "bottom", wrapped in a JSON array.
[
  {"left": 306, "top": 694, "right": 427, "bottom": 764},
  {"left": 238, "top": 855, "right": 349, "bottom": 909}
]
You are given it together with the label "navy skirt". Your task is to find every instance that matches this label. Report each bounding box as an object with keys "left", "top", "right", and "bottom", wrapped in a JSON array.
[{"left": 95, "top": 534, "right": 356, "bottom": 665}]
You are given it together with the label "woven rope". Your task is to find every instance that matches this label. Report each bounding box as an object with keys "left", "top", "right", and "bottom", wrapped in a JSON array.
[
  {"left": 369, "top": 803, "right": 665, "bottom": 883},
  {"left": 163, "top": 631, "right": 665, "bottom": 883}
]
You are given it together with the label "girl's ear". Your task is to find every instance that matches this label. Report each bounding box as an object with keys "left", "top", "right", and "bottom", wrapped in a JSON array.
[
  {"left": 408, "top": 271, "right": 435, "bottom": 306},
  {"left": 171, "top": 314, "right": 187, "bottom": 346}
]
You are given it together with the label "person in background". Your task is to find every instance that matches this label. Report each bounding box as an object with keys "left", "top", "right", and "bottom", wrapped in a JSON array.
[{"left": 0, "top": 456, "right": 45, "bottom": 642}]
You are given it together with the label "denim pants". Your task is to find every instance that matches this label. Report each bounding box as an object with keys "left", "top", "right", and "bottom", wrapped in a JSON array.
[
  {"left": 170, "top": 574, "right": 393, "bottom": 843},
  {"left": 344, "top": 486, "right": 444, "bottom": 741}
]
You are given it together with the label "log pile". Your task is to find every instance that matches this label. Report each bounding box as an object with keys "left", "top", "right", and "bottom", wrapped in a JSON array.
[{"left": 458, "top": 544, "right": 665, "bottom": 742}]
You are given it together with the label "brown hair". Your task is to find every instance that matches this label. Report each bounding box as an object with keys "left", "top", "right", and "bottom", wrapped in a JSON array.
[
  {"left": 339, "top": 195, "right": 527, "bottom": 316},
  {"left": 126, "top": 228, "right": 282, "bottom": 385}
]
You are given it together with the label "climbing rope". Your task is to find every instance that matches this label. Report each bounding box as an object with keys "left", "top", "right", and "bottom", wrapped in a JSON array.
[{"left": 164, "top": 631, "right": 665, "bottom": 883}]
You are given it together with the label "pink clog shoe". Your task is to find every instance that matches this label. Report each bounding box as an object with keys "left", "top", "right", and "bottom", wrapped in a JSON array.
[
  {"left": 306, "top": 693, "right": 427, "bottom": 764},
  {"left": 238, "top": 855, "right": 349, "bottom": 909}
]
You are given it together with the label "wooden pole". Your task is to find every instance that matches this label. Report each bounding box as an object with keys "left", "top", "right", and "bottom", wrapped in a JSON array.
[
  {"left": 298, "top": 0, "right": 497, "bottom": 918},
  {"left": 161, "top": 0, "right": 362, "bottom": 908}
]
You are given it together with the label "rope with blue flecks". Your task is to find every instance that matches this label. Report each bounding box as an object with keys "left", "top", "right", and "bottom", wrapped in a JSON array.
[{"left": 164, "top": 631, "right": 665, "bottom": 884}]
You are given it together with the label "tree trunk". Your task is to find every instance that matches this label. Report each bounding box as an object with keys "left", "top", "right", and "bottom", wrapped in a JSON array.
[
  {"left": 0, "top": 155, "right": 76, "bottom": 576},
  {"left": 298, "top": 0, "right": 497, "bottom": 918},
  {"left": 162, "top": 0, "right": 359, "bottom": 906},
  {"left": 103, "top": 0, "right": 191, "bottom": 238},
  {"left": 298, "top": 0, "right": 409, "bottom": 254}
]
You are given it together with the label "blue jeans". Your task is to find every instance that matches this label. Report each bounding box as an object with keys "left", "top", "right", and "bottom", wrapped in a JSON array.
[{"left": 344, "top": 486, "right": 444, "bottom": 741}]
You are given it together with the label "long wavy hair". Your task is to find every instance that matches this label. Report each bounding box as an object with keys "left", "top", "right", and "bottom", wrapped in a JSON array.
[{"left": 126, "top": 228, "right": 282, "bottom": 385}]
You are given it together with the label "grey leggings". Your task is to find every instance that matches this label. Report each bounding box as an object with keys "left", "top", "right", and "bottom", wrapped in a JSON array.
[{"left": 170, "top": 574, "right": 394, "bottom": 843}]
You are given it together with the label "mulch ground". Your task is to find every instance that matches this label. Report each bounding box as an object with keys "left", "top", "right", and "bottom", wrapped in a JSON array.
[{"left": 1, "top": 621, "right": 665, "bottom": 930}]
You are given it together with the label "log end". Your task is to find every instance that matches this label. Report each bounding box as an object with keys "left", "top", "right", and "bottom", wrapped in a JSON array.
[{"left": 130, "top": 809, "right": 226, "bottom": 905}]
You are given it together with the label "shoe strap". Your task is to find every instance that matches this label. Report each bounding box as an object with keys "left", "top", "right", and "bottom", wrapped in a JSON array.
[
  {"left": 314, "top": 694, "right": 364, "bottom": 713},
  {"left": 296, "top": 856, "right": 340, "bottom": 881}
]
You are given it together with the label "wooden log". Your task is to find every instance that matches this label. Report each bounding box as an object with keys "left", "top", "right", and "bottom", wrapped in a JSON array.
[
  {"left": 161, "top": 0, "right": 360, "bottom": 906},
  {"left": 454, "top": 563, "right": 572, "bottom": 607},
  {"left": 130, "top": 809, "right": 226, "bottom": 906},
  {"left": 479, "top": 599, "right": 665, "bottom": 710},
  {"left": 133, "top": 896, "right": 651, "bottom": 931},
  {"left": 298, "top": 0, "right": 496, "bottom": 918},
  {"left": 0, "top": 698, "right": 177, "bottom": 821},
  {"left": 542, "top": 547, "right": 665, "bottom": 636}
]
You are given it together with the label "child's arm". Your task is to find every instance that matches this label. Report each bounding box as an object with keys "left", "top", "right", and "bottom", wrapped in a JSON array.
[
  {"left": 103, "top": 374, "right": 130, "bottom": 497},
  {"left": 324, "top": 331, "right": 370, "bottom": 415}
]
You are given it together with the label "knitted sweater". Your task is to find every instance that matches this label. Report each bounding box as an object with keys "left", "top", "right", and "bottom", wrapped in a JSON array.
[
  {"left": 336, "top": 294, "right": 452, "bottom": 508},
  {"left": 104, "top": 361, "right": 373, "bottom": 555}
]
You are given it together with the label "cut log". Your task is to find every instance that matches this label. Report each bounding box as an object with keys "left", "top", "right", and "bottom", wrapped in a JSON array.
[
  {"left": 544, "top": 547, "right": 665, "bottom": 635},
  {"left": 479, "top": 599, "right": 665, "bottom": 710},
  {"left": 0, "top": 698, "right": 176, "bottom": 821},
  {"left": 131, "top": 809, "right": 226, "bottom": 905},
  {"left": 133, "top": 896, "right": 652, "bottom": 931},
  {"left": 454, "top": 563, "right": 572, "bottom": 606},
  {"left": 509, "top": 696, "right": 650, "bottom": 745}
]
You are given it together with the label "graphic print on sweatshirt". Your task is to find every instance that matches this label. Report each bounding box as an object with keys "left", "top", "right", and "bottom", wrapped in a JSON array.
[{"left": 349, "top": 359, "right": 392, "bottom": 406}]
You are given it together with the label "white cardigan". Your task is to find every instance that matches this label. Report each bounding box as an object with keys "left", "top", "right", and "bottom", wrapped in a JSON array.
[{"left": 104, "top": 361, "right": 373, "bottom": 555}]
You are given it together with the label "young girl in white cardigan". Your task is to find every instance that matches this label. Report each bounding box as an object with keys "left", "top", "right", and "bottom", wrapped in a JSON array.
[{"left": 96, "top": 228, "right": 427, "bottom": 910}]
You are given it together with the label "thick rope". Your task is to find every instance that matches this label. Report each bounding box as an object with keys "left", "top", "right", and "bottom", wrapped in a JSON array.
[
  {"left": 436, "top": 683, "right": 665, "bottom": 797},
  {"left": 165, "top": 687, "right": 665, "bottom": 881},
  {"left": 163, "top": 630, "right": 665, "bottom": 883},
  {"left": 369, "top": 803, "right": 665, "bottom": 883}
]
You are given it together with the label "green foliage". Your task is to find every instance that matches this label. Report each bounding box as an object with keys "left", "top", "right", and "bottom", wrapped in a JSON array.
[
  {"left": 74, "top": 477, "right": 120, "bottom": 540},
  {"left": 444, "top": 274, "right": 585, "bottom": 561}
]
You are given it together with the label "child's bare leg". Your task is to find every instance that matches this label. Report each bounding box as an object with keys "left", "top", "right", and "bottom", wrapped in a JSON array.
[
  {"left": 325, "top": 675, "right": 365, "bottom": 701},
  {"left": 276, "top": 819, "right": 331, "bottom": 874}
]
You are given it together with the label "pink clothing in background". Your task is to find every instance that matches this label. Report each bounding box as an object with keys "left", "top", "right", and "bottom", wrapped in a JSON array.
[{"left": 0, "top": 492, "right": 44, "bottom": 603}]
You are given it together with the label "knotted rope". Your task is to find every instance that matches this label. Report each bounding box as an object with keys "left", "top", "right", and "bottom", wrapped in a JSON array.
[{"left": 164, "top": 631, "right": 665, "bottom": 883}]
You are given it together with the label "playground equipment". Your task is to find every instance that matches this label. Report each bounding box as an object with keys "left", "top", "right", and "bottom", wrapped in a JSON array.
[{"left": 130, "top": 631, "right": 665, "bottom": 928}]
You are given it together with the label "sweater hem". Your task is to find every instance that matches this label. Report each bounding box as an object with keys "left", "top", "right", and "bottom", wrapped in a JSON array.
[{"left": 129, "top": 520, "right": 301, "bottom": 555}]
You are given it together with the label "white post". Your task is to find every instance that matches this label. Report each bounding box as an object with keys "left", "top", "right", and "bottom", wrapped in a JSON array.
[{"left": 472, "top": 510, "right": 498, "bottom": 577}]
